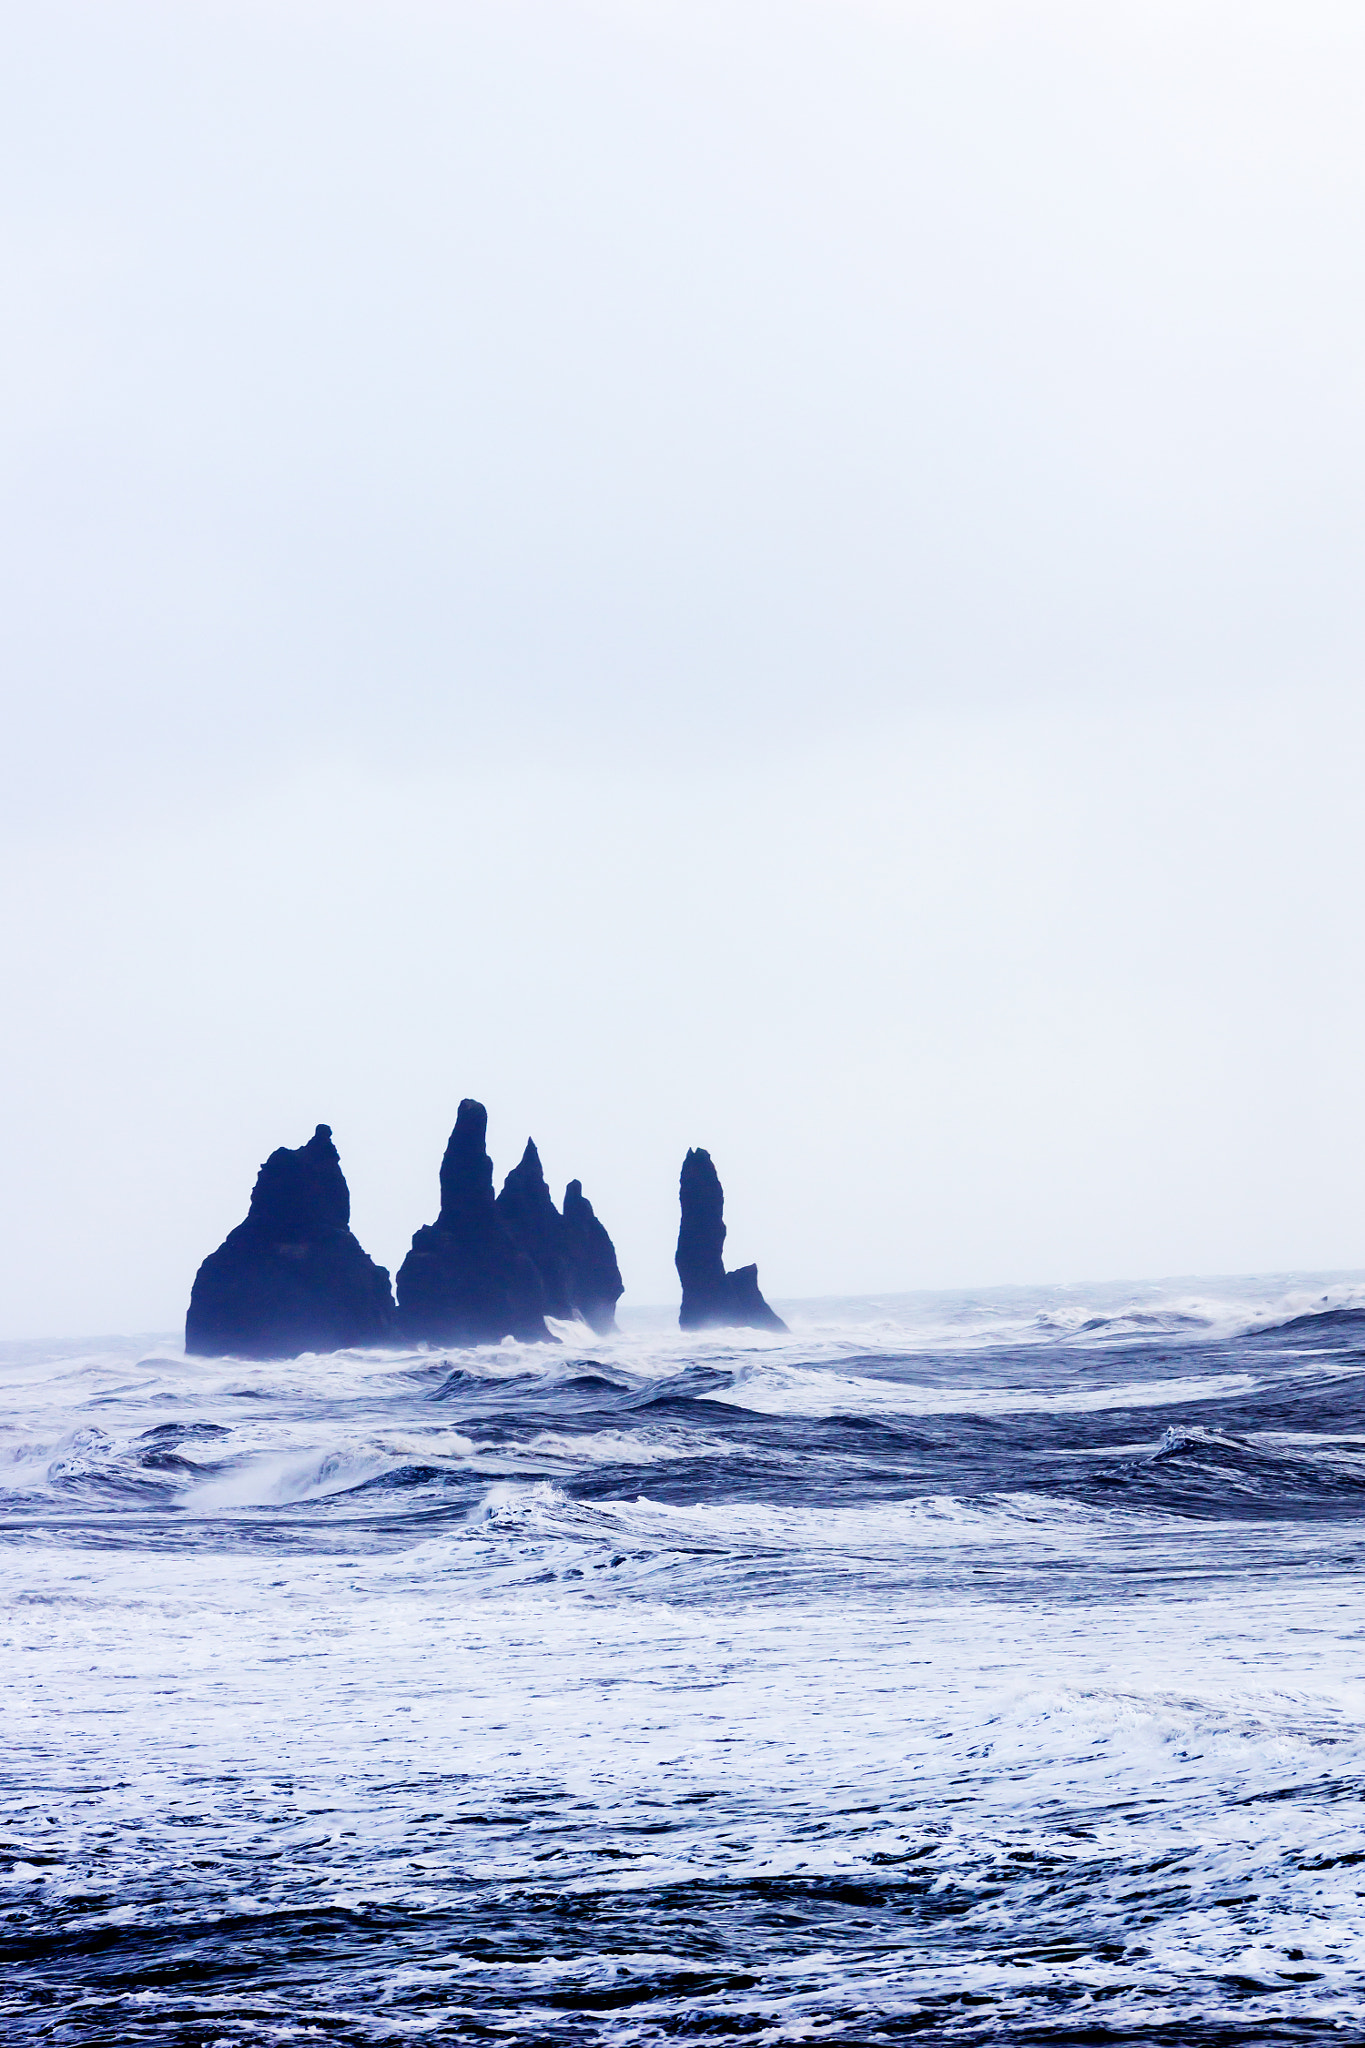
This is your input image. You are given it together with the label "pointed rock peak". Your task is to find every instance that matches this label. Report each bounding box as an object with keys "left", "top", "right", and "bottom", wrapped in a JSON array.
[
  {"left": 438, "top": 1098, "right": 495, "bottom": 1218},
  {"left": 505, "top": 1137, "right": 548, "bottom": 1191},
  {"left": 248, "top": 1123, "right": 350, "bottom": 1236},
  {"left": 496, "top": 1135, "right": 571, "bottom": 1319},
  {"left": 402, "top": 1101, "right": 553, "bottom": 1346}
]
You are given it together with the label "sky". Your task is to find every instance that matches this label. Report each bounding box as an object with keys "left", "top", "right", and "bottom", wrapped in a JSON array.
[{"left": 3, "top": 0, "right": 1365, "bottom": 1336}]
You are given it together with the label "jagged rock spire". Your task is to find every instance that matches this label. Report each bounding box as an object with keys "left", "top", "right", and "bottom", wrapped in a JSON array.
[
  {"left": 189, "top": 1100, "right": 630, "bottom": 1357},
  {"left": 397, "top": 1100, "right": 552, "bottom": 1346},
  {"left": 497, "top": 1139, "right": 575, "bottom": 1320},
  {"left": 438, "top": 1097, "right": 497, "bottom": 1220},
  {"left": 676, "top": 1147, "right": 786, "bottom": 1332},
  {"left": 496, "top": 1140, "right": 625, "bottom": 1334}
]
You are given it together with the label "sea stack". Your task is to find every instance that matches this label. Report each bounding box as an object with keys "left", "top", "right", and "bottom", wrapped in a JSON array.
[
  {"left": 396, "top": 1100, "right": 552, "bottom": 1345},
  {"left": 185, "top": 1124, "right": 395, "bottom": 1358},
  {"left": 496, "top": 1141, "right": 575, "bottom": 1318},
  {"left": 496, "top": 1141, "right": 625, "bottom": 1335},
  {"left": 675, "top": 1148, "right": 787, "bottom": 1332},
  {"left": 561, "top": 1179, "right": 624, "bottom": 1334}
]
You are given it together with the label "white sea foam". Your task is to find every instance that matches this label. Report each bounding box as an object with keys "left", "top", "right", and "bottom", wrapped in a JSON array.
[
  {"left": 5, "top": 1278, "right": 1365, "bottom": 2041},
  {"left": 707, "top": 1359, "right": 1267, "bottom": 1418}
]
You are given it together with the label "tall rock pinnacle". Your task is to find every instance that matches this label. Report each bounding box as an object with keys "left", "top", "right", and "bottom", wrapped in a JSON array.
[
  {"left": 496, "top": 1140, "right": 575, "bottom": 1319},
  {"left": 561, "top": 1179, "right": 624, "bottom": 1334},
  {"left": 396, "top": 1100, "right": 553, "bottom": 1345},
  {"left": 675, "top": 1148, "right": 786, "bottom": 1332},
  {"left": 185, "top": 1125, "right": 395, "bottom": 1358},
  {"left": 496, "top": 1140, "right": 625, "bottom": 1334}
]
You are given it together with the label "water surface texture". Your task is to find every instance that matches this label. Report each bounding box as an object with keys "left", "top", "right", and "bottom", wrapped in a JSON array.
[{"left": 5, "top": 1276, "right": 1365, "bottom": 2044}]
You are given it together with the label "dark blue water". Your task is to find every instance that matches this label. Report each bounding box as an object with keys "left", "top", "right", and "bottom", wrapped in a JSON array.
[{"left": 4, "top": 1276, "right": 1365, "bottom": 2043}]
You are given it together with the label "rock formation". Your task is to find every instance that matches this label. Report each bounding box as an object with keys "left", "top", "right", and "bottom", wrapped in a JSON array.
[
  {"left": 185, "top": 1124, "right": 395, "bottom": 1358},
  {"left": 561, "top": 1179, "right": 624, "bottom": 1334},
  {"left": 496, "top": 1140, "right": 575, "bottom": 1318},
  {"left": 396, "top": 1100, "right": 553, "bottom": 1345},
  {"left": 675, "top": 1147, "right": 786, "bottom": 1332},
  {"left": 496, "top": 1139, "right": 624, "bottom": 1334}
]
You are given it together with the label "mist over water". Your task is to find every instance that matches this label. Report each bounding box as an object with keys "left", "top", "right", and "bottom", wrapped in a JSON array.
[
  {"left": 5, "top": 1275, "right": 1365, "bottom": 2043},
  {"left": 6, "top": 7, "right": 1365, "bottom": 2039}
]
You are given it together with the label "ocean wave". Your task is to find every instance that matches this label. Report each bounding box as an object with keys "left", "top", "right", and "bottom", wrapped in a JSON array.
[
  {"left": 702, "top": 1358, "right": 1267, "bottom": 1420},
  {"left": 8, "top": 1279, "right": 1365, "bottom": 2043},
  {"left": 1088, "top": 1424, "right": 1365, "bottom": 1519}
]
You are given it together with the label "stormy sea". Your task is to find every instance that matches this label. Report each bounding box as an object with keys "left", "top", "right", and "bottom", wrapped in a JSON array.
[{"left": 5, "top": 1275, "right": 1365, "bottom": 2046}]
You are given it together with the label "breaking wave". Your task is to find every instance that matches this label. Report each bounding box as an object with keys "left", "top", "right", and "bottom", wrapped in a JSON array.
[{"left": 4, "top": 1270, "right": 1365, "bottom": 2043}]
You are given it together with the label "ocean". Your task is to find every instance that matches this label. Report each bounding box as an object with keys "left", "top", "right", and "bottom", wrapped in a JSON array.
[{"left": 4, "top": 1274, "right": 1365, "bottom": 2045}]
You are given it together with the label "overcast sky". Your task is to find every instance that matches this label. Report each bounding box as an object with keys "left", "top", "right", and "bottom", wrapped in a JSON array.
[{"left": 4, "top": 0, "right": 1365, "bottom": 1337}]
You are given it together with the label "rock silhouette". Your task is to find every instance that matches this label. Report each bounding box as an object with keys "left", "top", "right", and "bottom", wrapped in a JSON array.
[
  {"left": 185, "top": 1124, "right": 395, "bottom": 1359},
  {"left": 496, "top": 1140, "right": 575, "bottom": 1319},
  {"left": 496, "top": 1140, "right": 625, "bottom": 1335},
  {"left": 561, "top": 1179, "right": 624, "bottom": 1334},
  {"left": 675, "top": 1148, "right": 787, "bottom": 1331},
  {"left": 397, "top": 1100, "right": 553, "bottom": 1345}
]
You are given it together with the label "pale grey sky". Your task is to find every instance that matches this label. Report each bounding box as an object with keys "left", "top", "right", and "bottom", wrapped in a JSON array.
[{"left": 3, "top": 1, "right": 1364, "bottom": 1334}]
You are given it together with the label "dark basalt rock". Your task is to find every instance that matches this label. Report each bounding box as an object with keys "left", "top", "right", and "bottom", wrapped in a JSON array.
[
  {"left": 397, "top": 1100, "right": 553, "bottom": 1345},
  {"left": 185, "top": 1124, "right": 395, "bottom": 1359},
  {"left": 676, "top": 1147, "right": 786, "bottom": 1332},
  {"left": 496, "top": 1140, "right": 625, "bottom": 1335},
  {"left": 496, "top": 1140, "right": 575, "bottom": 1319},
  {"left": 561, "top": 1178, "right": 624, "bottom": 1335}
]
